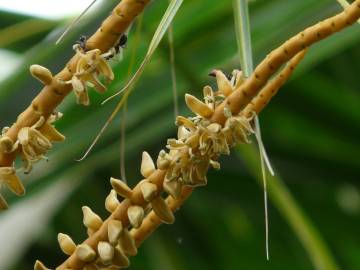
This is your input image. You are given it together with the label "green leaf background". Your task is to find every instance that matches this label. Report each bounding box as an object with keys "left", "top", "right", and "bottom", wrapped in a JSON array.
[{"left": 0, "top": 0, "right": 359, "bottom": 269}]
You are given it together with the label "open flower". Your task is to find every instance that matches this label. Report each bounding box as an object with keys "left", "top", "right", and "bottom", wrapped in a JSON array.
[
  {"left": 10, "top": 114, "right": 65, "bottom": 173},
  {"left": 18, "top": 126, "right": 52, "bottom": 173},
  {"left": 69, "top": 47, "right": 114, "bottom": 105},
  {"left": 159, "top": 74, "right": 255, "bottom": 188}
]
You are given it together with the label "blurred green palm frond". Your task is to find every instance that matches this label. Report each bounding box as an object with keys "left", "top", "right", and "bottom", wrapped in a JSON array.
[{"left": 0, "top": 1, "right": 359, "bottom": 270}]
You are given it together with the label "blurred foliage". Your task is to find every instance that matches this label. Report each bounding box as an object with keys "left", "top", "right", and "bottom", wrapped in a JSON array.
[{"left": 0, "top": 0, "right": 359, "bottom": 270}]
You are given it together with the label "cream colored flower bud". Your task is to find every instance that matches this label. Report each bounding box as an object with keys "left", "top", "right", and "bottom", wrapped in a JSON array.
[
  {"left": 127, "top": 206, "right": 145, "bottom": 228},
  {"left": 108, "top": 220, "right": 123, "bottom": 245},
  {"left": 57, "top": 233, "right": 76, "bottom": 255},
  {"left": 82, "top": 206, "right": 103, "bottom": 231},
  {"left": 119, "top": 229, "right": 137, "bottom": 256},
  {"left": 105, "top": 189, "right": 119, "bottom": 213},
  {"left": 151, "top": 196, "right": 175, "bottom": 224},
  {"left": 185, "top": 94, "right": 214, "bottom": 118},
  {"left": 98, "top": 241, "right": 114, "bottom": 265},
  {"left": 175, "top": 116, "right": 196, "bottom": 130},
  {"left": 30, "top": 65, "right": 53, "bottom": 85},
  {"left": 140, "top": 181, "right": 157, "bottom": 202},
  {"left": 76, "top": 244, "right": 96, "bottom": 262},
  {"left": 113, "top": 245, "right": 130, "bottom": 268},
  {"left": 211, "top": 69, "right": 233, "bottom": 96},
  {"left": 110, "top": 177, "right": 132, "bottom": 198},
  {"left": 34, "top": 260, "right": 50, "bottom": 270},
  {"left": 0, "top": 136, "right": 14, "bottom": 153},
  {"left": 163, "top": 180, "right": 182, "bottom": 199},
  {"left": 140, "top": 151, "right": 155, "bottom": 178}
]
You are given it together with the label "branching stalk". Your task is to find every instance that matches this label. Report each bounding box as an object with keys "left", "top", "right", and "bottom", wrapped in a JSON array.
[
  {"left": 0, "top": 1, "right": 358, "bottom": 269},
  {"left": 0, "top": 0, "right": 150, "bottom": 169}
]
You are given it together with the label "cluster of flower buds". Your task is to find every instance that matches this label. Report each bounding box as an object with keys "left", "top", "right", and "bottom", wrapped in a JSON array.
[
  {"left": 157, "top": 69, "right": 254, "bottom": 187},
  {"left": 0, "top": 112, "right": 64, "bottom": 208},
  {"left": 34, "top": 69, "right": 257, "bottom": 269},
  {"left": 35, "top": 152, "right": 177, "bottom": 270},
  {"left": 67, "top": 45, "right": 115, "bottom": 106},
  {"left": 35, "top": 201, "right": 135, "bottom": 270}
]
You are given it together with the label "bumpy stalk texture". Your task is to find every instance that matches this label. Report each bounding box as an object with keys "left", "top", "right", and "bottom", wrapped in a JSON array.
[
  {"left": 20, "top": 1, "right": 360, "bottom": 269},
  {"left": 0, "top": 0, "right": 151, "bottom": 207},
  {"left": 211, "top": 1, "right": 360, "bottom": 124}
]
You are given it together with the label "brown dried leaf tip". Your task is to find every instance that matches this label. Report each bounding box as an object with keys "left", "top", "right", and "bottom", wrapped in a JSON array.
[{"left": 65, "top": 45, "right": 115, "bottom": 106}]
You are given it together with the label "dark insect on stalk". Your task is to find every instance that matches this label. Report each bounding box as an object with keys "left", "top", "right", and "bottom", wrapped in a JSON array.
[
  {"left": 74, "top": 35, "right": 88, "bottom": 51},
  {"left": 104, "top": 34, "right": 128, "bottom": 60}
]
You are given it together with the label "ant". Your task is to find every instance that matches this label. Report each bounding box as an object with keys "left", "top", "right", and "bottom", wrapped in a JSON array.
[
  {"left": 104, "top": 34, "right": 128, "bottom": 60},
  {"left": 74, "top": 35, "right": 88, "bottom": 51},
  {"left": 73, "top": 33, "right": 127, "bottom": 59}
]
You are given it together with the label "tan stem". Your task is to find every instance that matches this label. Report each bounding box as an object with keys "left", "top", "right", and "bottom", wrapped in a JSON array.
[
  {"left": 131, "top": 186, "right": 193, "bottom": 246},
  {"left": 0, "top": 0, "right": 151, "bottom": 167},
  {"left": 242, "top": 49, "right": 307, "bottom": 117},
  {"left": 211, "top": 0, "right": 360, "bottom": 125},
  {"left": 57, "top": 170, "right": 166, "bottom": 270}
]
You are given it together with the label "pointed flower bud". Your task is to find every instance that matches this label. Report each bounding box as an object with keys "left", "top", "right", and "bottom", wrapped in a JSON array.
[
  {"left": 76, "top": 244, "right": 96, "bottom": 262},
  {"left": 113, "top": 246, "right": 130, "bottom": 268},
  {"left": 58, "top": 233, "right": 76, "bottom": 255},
  {"left": 30, "top": 65, "right": 53, "bottom": 85},
  {"left": 82, "top": 206, "right": 103, "bottom": 231},
  {"left": 163, "top": 180, "right": 182, "bottom": 199},
  {"left": 140, "top": 181, "right": 157, "bottom": 202},
  {"left": 212, "top": 69, "right": 233, "bottom": 96},
  {"left": 127, "top": 205, "right": 145, "bottom": 228},
  {"left": 34, "top": 260, "right": 50, "bottom": 270},
  {"left": 119, "top": 229, "right": 137, "bottom": 256},
  {"left": 105, "top": 189, "right": 119, "bottom": 213},
  {"left": 108, "top": 220, "right": 123, "bottom": 245},
  {"left": 110, "top": 177, "right": 132, "bottom": 198},
  {"left": 151, "top": 196, "right": 175, "bottom": 224},
  {"left": 140, "top": 151, "right": 155, "bottom": 178},
  {"left": 185, "top": 94, "right": 214, "bottom": 118},
  {"left": 98, "top": 241, "right": 114, "bottom": 265}
]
